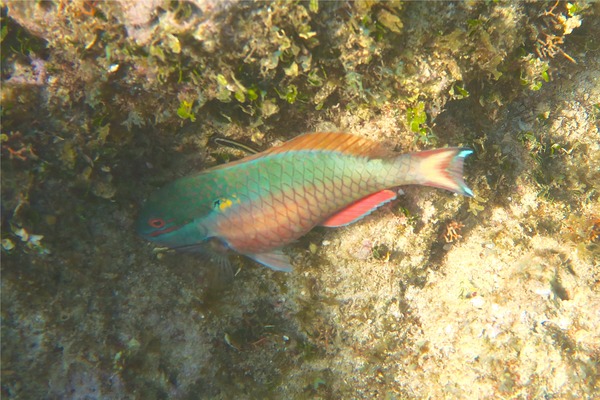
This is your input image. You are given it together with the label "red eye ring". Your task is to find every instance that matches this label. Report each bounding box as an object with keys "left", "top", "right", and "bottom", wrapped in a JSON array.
[{"left": 148, "top": 218, "right": 166, "bottom": 229}]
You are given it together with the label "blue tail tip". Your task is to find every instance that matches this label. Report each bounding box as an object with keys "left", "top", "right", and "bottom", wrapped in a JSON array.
[
  {"left": 459, "top": 148, "right": 474, "bottom": 197},
  {"left": 459, "top": 149, "right": 473, "bottom": 158}
]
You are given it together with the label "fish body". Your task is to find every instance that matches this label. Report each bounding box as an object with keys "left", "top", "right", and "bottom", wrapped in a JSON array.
[{"left": 137, "top": 132, "right": 473, "bottom": 271}]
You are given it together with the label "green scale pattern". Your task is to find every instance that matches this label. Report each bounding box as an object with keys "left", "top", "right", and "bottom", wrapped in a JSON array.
[{"left": 204, "top": 150, "right": 415, "bottom": 254}]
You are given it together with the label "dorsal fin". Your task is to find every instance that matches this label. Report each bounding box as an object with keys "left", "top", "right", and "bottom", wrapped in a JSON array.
[
  {"left": 210, "top": 133, "right": 392, "bottom": 171},
  {"left": 321, "top": 189, "right": 397, "bottom": 227},
  {"left": 263, "top": 132, "right": 390, "bottom": 158}
]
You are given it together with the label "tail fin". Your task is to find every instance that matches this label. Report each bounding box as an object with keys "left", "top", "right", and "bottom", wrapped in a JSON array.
[{"left": 414, "top": 147, "right": 474, "bottom": 197}]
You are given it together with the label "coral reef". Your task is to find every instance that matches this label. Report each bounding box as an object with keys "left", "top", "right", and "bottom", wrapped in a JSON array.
[{"left": 1, "top": 1, "right": 598, "bottom": 398}]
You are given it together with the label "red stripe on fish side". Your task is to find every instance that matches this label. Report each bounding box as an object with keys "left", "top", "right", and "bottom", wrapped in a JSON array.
[{"left": 321, "top": 189, "right": 397, "bottom": 227}]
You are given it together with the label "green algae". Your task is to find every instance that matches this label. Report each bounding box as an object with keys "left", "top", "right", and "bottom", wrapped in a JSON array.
[{"left": 2, "top": 1, "right": 599, "bottom": 398}]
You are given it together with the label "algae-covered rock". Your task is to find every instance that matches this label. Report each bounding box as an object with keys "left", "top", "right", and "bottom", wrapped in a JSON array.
[{"left": 1, "top": 1, "right": 598, "bottom": 398}]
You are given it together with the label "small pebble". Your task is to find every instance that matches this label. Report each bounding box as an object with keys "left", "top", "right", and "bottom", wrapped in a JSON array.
[{"left": 471, "top": 296, "right": 485, "bottom": 309}]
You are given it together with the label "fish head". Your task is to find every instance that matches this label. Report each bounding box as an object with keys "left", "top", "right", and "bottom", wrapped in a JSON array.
[{"left": 136, "top": 183, "right": 213, "bottom": 249}]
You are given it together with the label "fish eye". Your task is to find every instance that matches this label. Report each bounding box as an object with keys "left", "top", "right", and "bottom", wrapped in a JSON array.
[{"left": 148, "top": 218, "right": 166, "bottom": 229}]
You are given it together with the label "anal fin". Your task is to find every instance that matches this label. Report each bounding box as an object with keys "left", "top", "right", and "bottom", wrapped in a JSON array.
[{"left": 321, "top": 189, "right": 397, "bottom": 228}]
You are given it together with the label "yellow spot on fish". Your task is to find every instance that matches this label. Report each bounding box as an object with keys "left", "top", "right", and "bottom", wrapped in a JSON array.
[
  {"left": 218, "top": 198, "right": 234, "bottom": 211},
  {"left": 213, "top": 194, "right": 241, "bottom": 211}
]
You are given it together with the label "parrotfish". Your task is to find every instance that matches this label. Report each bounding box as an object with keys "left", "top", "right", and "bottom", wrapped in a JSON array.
[{"left": 137, "top": 132, "right": 473, "bottom": 271}]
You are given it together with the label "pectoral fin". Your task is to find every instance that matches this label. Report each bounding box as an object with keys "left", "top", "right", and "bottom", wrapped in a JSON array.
[
  {"left": 321, "top": 189, "right": 397, "bottom": 227},
  {"left": 246, "top": 250, "right": 293, "bottom": 272}
]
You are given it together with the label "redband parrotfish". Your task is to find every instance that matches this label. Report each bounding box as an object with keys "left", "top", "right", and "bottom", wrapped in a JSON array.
[{"left": 137, "top": 132, "right": 473, "bottom": 271}]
